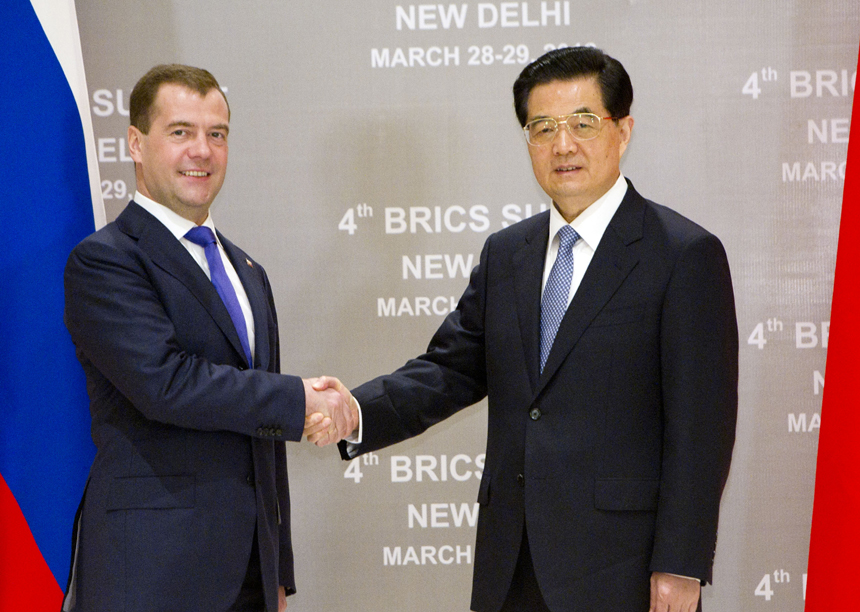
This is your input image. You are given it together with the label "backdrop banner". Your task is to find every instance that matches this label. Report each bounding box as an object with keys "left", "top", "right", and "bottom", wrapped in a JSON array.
[{"left": 72, "top": 2, "right": 859, "bottom": 610}]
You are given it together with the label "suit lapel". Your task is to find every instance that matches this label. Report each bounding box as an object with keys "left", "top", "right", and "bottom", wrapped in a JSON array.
[
  {"left": 536, "top": 184, "right": 645, "bottom": 395},
  {"left": 512, "top": 213, "right": 550, "bottom": 393},
  {"left": 116, "top": 202, "right": 252, "bottom": 368},
  {"left": 220, "top": 233, "right": 270, "bottom": 372}
]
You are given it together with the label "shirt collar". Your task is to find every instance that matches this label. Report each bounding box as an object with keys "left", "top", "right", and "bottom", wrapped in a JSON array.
[
  {"left": 547, "top": 173, "right": 628, "bottom": 250},
  {"left": 133, "top": 191, "right": 218, "bottom": 241}
]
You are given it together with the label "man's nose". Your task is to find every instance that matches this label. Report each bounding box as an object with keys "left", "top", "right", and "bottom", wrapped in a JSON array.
[
  {"left": 552, "top": 125, "right": 578, "bottom": 155},
  {"left": 188, "top": 133, "right": 211, "bottom": 158}
]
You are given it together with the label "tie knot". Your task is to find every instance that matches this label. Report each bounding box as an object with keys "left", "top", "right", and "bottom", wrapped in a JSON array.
[
  {"left": 184, "top": 225, "right": 217, "bottom": 247},
  {"left": 557, "top": 225, "right": 580, "bottom": 250}
]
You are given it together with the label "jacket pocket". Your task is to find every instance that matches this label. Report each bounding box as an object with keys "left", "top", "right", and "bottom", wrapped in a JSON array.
[
  {"left": 594, "top": 478, "right": 659, "bottom": 511},
  {"left": 106, "top": 475, "right": 195, "bottom": 510}
]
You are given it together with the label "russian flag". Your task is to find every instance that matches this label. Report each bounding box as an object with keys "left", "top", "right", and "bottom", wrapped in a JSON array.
[
  {"left": 0, "top": 1, "right": 104, "bottom": 608},
  {"left": 805, "top": 43, "right": 860, "bottom": 610}
]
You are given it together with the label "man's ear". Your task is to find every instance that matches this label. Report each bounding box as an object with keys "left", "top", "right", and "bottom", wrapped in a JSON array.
[
  {"left": 127, "top": 125, "right": 144, "bottom": 164},
  {"left": 618, "top": 115, "right": 634, "bottom": 157}
]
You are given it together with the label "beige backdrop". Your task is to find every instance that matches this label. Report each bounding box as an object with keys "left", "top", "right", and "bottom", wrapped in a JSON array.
[{"left": 76, "top": 1, "right": 859, "bottom": 609}]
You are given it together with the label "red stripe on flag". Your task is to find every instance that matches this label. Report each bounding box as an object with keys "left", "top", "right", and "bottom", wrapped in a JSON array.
[
  {"left": 0, "top": 474, "right": 64, "bottom": 610},
  {"left": 805, "top": 43, "right": 860, "bottom": 610}
]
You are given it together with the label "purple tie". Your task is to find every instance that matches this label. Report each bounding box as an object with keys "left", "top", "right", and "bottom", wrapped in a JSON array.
[{"left": 184, "top": 226, "right": 253, "bottom": 367}]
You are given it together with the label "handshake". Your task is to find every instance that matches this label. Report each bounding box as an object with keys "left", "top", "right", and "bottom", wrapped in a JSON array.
[{"left": 301, "top": 376, "right": 358, "bottom": 447}]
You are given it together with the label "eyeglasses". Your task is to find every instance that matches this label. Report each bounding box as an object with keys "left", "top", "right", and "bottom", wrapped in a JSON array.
[{"left": 523, "top": 113, "right": 617, "bottom": 146}]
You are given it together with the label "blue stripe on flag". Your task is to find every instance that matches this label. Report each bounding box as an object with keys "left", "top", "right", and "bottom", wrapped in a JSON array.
[{"left": 0, "top": 0, "right": 97, "bottom": 587}]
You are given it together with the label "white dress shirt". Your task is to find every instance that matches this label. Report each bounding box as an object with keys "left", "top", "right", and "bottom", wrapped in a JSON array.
[{"left": 541, "top": 173, "right": 628, "bottom": 305}]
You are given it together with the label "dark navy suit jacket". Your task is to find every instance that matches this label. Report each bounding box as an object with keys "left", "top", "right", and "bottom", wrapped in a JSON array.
[
  {"left": 342, "top": 181, "right": 738, "bottom": 612},
  {"left": 63, "top": 201, "right": 305, "bottom": 612}
]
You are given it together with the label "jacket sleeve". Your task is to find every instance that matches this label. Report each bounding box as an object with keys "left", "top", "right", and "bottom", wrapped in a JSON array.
[
  {"left": 64, "top": 233, "right": 306, "bottom": 442},
  {"left": 340, "top": 234, "right": 493, "bottom": 458},
  {"left": 649, "top": 232, "right": 739, "bottom": 583}
]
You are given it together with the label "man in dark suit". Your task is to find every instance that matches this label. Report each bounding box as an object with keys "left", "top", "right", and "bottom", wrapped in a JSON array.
[
  {"left": 62, "top": 64, "right": 355, "bottom": 612},
  {"left": 319, "top": 47, "right": 738, "bottom": 612}
]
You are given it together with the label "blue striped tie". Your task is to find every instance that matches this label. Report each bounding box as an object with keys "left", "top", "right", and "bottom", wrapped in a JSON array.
[{"left": 540, "top": 225, "right": 580, "bottom": 372}]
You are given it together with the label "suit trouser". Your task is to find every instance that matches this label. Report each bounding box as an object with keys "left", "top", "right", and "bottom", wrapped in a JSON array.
[
  {"left": 228, "top": 530, "right": 266, "bottom": 612},
  {"left": 500, "top": 527, "right": 553, "bottom": 612}
]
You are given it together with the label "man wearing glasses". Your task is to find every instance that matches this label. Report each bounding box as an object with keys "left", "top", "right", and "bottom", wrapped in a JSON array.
[{"left": 324, "top": 46, "right": 738, "bottom": 612}]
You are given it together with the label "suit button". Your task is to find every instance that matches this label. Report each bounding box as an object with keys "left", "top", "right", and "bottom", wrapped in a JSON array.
[
  {"left": 256, "top": 427, "right": 264, "bottom": 436},
  {"left": 275, "top": 428, "right": 283, "bottom": 437},
  {"left": 517, "top": 474, "right": 525, "bottom": 487},
  {"left": 529, "top": 408, "right": 541, "bottom": 421}
]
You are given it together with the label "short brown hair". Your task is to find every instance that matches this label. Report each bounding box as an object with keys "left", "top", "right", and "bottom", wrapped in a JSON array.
[{"left": 129, "top": 64, "right": 229, "bottom": 134}]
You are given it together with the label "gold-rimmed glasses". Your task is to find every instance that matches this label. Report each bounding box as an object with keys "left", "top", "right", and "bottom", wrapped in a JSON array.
[{"left": 523, "top": 113, "right": 617, "bottom": 146}]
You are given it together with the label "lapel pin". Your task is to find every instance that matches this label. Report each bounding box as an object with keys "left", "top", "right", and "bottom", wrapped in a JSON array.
[{"left": 246, "top": 258, "right": 253, "bottom": 268}]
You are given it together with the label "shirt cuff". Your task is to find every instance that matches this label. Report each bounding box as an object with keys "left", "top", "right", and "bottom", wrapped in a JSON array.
[
  {"left": 666, "top": 573, "right": 700, "bottom": 582},
  {"left": 344, "top": 395, "right": 362, "bottom": 445}
]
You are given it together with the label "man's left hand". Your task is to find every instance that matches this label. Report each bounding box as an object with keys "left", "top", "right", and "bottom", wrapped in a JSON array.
[
  {"left": 278, "top": 586, "right": 288, "bottom": 611},
  {"left": 649, "top": 572, "right": 700, "bottom": 612}
]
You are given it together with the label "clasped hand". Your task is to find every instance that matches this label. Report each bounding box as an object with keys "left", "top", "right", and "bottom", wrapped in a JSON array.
[{"left": 302, "top": 376, "right": 357, "bottom": 447}]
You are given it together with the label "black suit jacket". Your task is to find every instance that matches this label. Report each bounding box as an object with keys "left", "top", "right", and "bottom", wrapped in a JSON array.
[
  {"left": 63, "top": 202, "right": 305, "bottom": 612},
  {"left": 343, "top": 181, "right": 738, "bottom": 612}
]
